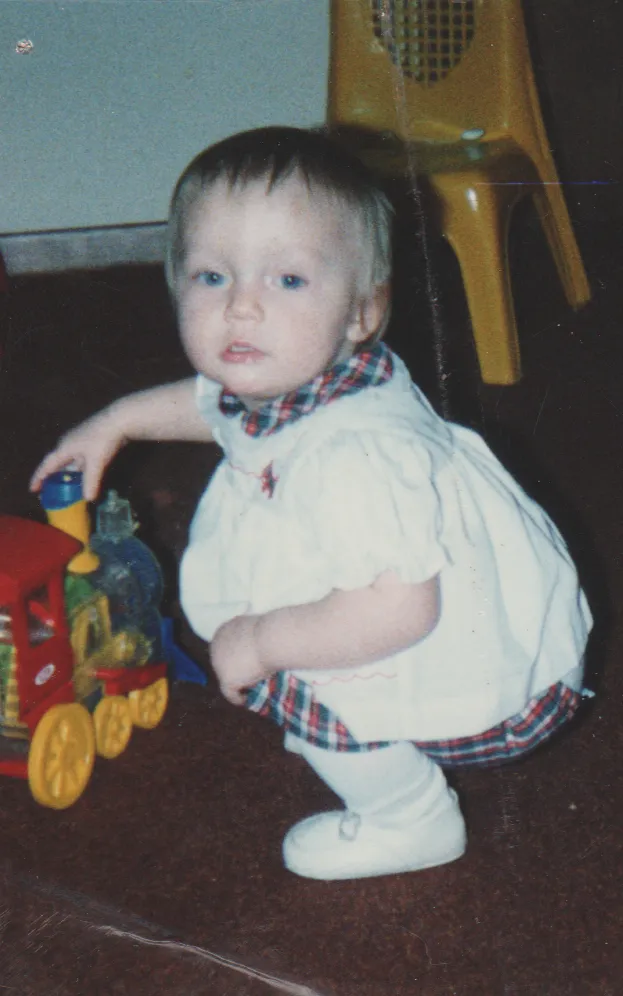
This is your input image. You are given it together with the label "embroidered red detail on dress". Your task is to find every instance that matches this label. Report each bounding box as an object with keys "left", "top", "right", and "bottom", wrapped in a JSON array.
[
  {"left": 310, "top": 671, "right": 398, "bottom": 686},
  {"left": 227, "top": 460, "right": 278, "bottom": 498},
  {"left": 260, "top": 462, "right": 278, "bottom": 498}
]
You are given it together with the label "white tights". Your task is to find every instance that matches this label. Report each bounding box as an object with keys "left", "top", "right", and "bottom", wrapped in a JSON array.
[{"left": 285, "top": 733, "right": 451, "bottom": 828}]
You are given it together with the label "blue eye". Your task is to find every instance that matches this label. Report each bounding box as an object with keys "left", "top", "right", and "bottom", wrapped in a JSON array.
[
  {"left": 280, "top": 274, "right": 306, "bottom": 290},
  {"left": 196, "top": 270, "right": 224, "bottom": 287}
]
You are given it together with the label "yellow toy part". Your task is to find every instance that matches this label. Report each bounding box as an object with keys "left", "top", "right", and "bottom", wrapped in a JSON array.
[
  {"left": 328, "top": 0, "right": 591, "bottom": 384},
  {"left": 45, "top": 497, "right": 100, "bottom": 575},
  {"left": 70, "top": 594, "right": 150, "bottom": 704},
  {"left": 128, "top": 677, "right": 168, "bottom": 730},
  {"left": 106, "top": 629, "right": 151, "bottom": 668},
  {"left": 93, "top": 695, "right": 133, "bottom": 759},
  {"left": 0, "top": 644, "right": 29, "bottom": 739},
  {"left": 28, "top": 702, "right": 95, "bottom": 809},
  {"left": 68, "top": 593, "right": 111, "bottom": 700}
]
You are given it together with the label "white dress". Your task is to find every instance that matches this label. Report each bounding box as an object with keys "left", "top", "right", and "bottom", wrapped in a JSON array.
[{"left": 180, "top": 353, "right": 591, "bottom": 742}]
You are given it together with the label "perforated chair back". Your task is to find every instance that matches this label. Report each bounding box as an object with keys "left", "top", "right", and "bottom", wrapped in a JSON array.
[{"left": 330, "top": 0, "right": 553, "bottom": 180}]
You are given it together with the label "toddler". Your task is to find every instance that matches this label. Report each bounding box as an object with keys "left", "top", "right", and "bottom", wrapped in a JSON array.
[{"left": 31, "top": 127, "right": 592, "bottom": 881}]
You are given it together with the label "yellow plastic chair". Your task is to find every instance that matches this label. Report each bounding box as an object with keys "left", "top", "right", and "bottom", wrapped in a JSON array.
[{"left": 328, "top": 0, "right": 591, "bottom": 384}]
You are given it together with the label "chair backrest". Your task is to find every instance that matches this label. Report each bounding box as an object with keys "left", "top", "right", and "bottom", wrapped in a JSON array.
[{"left": 329, "top": 0, "right": 553, "bottom": 173}]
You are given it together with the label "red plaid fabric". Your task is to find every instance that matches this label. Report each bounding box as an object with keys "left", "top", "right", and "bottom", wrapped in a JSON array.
[
  {"left": 412, "top": 682, "right": 582, "bottom": 767},
  {"left": 219, "top": 343, "right": 394, "bottom": 437},
  {"left": 245, "top": 674, "right": 581, "bottom": 767},
  {"left": 245, "top": 673, "right": 389, "bottom": 751}
]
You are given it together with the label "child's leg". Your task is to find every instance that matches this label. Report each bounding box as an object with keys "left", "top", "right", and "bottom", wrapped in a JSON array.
[{"left": 283, "top": 737, "right": 466, "bottom": 880}]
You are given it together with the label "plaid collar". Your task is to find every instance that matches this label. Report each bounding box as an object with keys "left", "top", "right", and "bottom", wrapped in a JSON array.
[{"left": 218, "top": 343, "right": 394, "bottom": 438}]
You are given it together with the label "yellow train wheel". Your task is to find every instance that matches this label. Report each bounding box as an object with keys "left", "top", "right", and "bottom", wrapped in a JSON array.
[
  {"left": 93, "top": 695, "right": 133, "bottom": 759},
  {"left": 28, "top": 703, "right": 95, "bottom": 809},
  {"left": 128, "top": 677, "right": 168, "bottom": 730}
]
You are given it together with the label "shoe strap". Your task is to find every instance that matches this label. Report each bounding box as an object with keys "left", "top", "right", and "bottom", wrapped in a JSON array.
[{"left": 338, "top": 812, "right": 361, "bottom": 842}]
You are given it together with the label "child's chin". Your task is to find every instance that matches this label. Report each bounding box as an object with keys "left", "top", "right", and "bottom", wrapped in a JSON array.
[{"left": 225, "top": 372, "right": 288, "bottom": 401}]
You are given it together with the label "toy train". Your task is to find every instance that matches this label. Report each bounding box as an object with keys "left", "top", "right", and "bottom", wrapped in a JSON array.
[{"left": 0, "top": 473, "right": 171, "bottom": 809}]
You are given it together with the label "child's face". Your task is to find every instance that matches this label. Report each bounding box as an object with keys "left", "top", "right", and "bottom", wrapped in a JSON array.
[{"left": 176, "top": 175, "right": 381, "bottom": 406}]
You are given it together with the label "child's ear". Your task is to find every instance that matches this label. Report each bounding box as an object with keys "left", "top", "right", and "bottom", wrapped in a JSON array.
[{"left": 346, "top": 283, "right": 391, "bottom": 345}]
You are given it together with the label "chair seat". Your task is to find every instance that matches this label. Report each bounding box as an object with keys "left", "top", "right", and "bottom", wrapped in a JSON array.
[{"left": 345, "top": 134, "right": 539, "bottom": 186}]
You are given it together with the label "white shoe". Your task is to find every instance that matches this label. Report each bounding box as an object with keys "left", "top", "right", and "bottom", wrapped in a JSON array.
[{"left": 282, "top": 789, "right": 466, "bottom": 881}]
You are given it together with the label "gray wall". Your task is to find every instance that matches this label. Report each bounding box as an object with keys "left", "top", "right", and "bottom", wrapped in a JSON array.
[{"left": 1, "top": 0, "right": 329, "bottom": 234}]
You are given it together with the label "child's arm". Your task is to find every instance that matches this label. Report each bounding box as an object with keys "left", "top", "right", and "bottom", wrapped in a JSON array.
[
  {"left": 210, "top": 571, "right": 440, "bottom": 705},
  {"left": 30, "top": 378, "right": 213, "bottom": 501}
]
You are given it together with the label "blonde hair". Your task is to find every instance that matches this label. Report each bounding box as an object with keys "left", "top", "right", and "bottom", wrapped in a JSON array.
[{"left": 165, "top": 126, "right": 393, "bottom": 338}]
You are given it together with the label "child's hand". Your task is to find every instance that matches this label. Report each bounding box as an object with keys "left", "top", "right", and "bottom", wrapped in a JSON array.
[
  {"left": 30, "top": 406, "right": 127, "bottom": 502},
  {"left": 210, "top": 615, "right": 267, "bottom": 706}
]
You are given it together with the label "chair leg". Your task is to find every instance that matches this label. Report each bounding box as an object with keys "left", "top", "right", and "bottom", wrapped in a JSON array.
[
  {"left": 439, "top": 182, "right": 521, "bottom": 385},
  {"left": 532, "top": 183, "right": 591, "bottom": 309}
]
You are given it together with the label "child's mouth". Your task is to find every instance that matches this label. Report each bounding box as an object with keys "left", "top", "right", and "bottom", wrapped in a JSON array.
[{"left": 222, "top": 343, "right": 264, "bottom": 363}]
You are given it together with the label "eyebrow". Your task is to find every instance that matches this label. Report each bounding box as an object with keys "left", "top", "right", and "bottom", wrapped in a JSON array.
[
  {"left": 263, "top": 245, "right": 335, "bottom": 267},
  {"left": 184, "top": 242, "right": 339, "bottom": 270}
]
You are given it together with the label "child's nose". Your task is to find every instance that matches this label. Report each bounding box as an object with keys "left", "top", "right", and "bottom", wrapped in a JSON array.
[{"left": 225, "top": 282, "right": 263, "bottom": 321}]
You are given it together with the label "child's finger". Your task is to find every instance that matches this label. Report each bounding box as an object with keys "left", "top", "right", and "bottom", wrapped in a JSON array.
[
  {"left": 222, "top": 683, "right": 245, "bottom": 706},
  {"left": 29, "top": 452, "right": 79, "bottom": 491},
  {"left": 29, "top": 460, "right": 51, "bottom": 491},
  {"left": 79, "top": 462, "right": 103, "bottom": 502}
]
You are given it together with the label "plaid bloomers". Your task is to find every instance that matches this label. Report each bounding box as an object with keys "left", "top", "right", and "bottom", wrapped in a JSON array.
[{"left": 245, "top": 674, "right": 582, "bottom": 768}]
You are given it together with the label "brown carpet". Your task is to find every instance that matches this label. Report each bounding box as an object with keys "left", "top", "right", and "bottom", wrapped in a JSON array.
[{"left": 0, "top": 213, "right": 621, "bottom": 994}]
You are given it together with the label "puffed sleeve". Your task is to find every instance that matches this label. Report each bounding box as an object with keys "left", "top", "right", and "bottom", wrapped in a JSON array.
[{"left": 291, "top": 429, "right": 451, "bottom": 591}]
